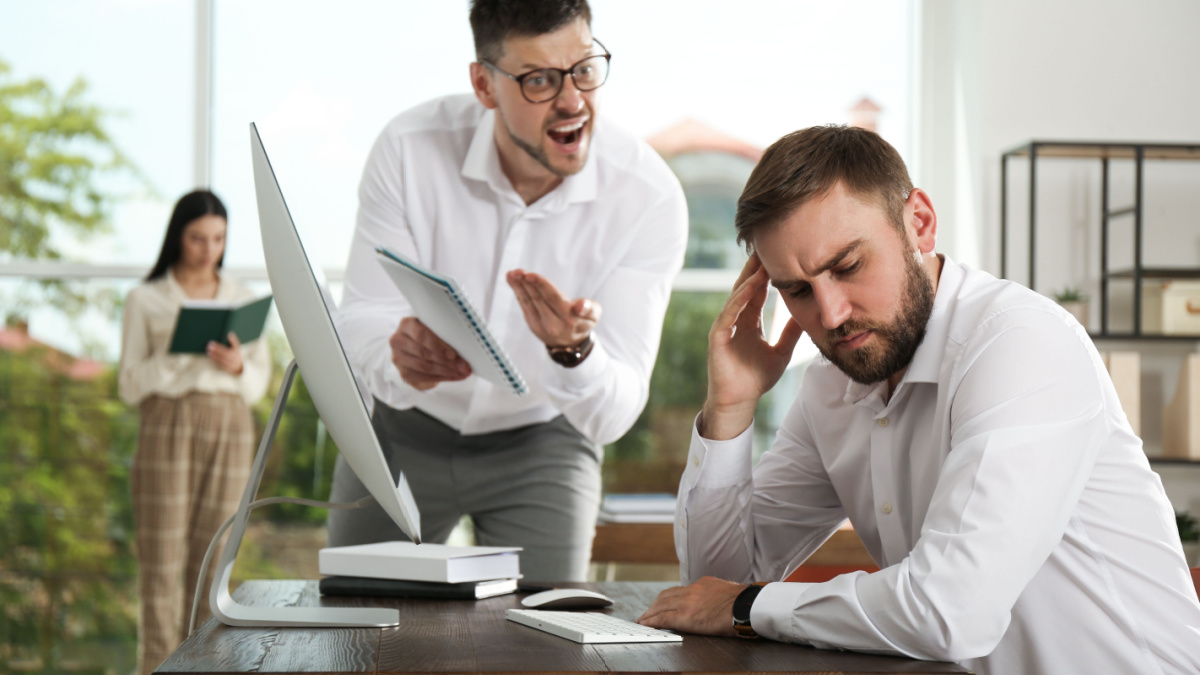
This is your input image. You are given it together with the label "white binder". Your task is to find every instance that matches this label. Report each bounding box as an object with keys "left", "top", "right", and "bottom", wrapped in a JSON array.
[{"left": 376, "top": 247, "right": 528, "bottom": 396}]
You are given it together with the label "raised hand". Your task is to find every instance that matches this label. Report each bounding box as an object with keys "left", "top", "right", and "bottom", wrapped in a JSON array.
[
  {"left": 389, "top": 316, "right": 472, "bottom": 391},
  {"left": 506, "top": 269, "right": 600, "bottom": 348},
  {"left": 701, "top": 255, "right": 804, "bottom": 440}
]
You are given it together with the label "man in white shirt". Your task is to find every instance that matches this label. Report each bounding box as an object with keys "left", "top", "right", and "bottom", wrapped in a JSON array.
[
  {"left": 636, "top": 126, "right": 1200, "bottom": 674},
  {"left": 328, "top": 0, "right": 687, "bottom": 581}
]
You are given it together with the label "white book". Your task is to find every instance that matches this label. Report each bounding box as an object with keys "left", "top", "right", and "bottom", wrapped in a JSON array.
[
  {"left": 375, "top": 247, "right": 528, "bottom": 396},
  {"left": 599, "top": 493, "right": 677, "bottom": 514},
  {"left": 318, "top": 541, "right": 522, "bottom": 584}
]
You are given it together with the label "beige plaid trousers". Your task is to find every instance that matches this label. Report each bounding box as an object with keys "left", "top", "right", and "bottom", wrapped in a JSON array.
[{"left": 131, "top": 392, "right": 253, "bottom": 675}]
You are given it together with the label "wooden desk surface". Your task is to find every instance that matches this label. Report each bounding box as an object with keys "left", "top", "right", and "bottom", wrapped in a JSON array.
[{"left": 158, "top": 580, "right": 968, "bottom": 674}]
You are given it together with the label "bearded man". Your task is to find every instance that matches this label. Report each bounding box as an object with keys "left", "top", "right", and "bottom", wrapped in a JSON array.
[
  {"left": 329, "top": 0, "right": 686, "bottom": 582},
  {"left": 636, "top": 125, "right": 1200, "bottom": 675}
]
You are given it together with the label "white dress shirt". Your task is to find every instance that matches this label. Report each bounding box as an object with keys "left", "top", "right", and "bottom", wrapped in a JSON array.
[
  {"left": 337, "top": 94, "right": 688, "bottom": 444},
  {"left": 677, "top": 257, "right": 1200, "bottom": 675},
  {"left": 118, "top": 271, "right": 271, "bottom": 407}
]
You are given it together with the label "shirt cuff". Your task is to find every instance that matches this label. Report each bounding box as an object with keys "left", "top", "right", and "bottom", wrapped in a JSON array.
[
  {"left": 540, "top": 333, "right": 610, "bottom": 396},
  {"left": 750, "top": 581, "right": 813, "bottom": 643},
  {"left": 688, "top": 414, "right": 754, "bottom": 488}
]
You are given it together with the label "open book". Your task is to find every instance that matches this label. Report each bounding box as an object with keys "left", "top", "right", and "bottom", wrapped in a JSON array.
[
  {"left": 168, "top": 294, "right": 274, "bottom": 354},
  {"left": 376, "top": 248, "right": 528, "bottom": 395}
]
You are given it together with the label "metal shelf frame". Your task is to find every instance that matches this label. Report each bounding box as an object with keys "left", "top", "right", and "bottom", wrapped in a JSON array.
[{"left": 1000, "top": 140, "right": 1200, "bottom": 339}]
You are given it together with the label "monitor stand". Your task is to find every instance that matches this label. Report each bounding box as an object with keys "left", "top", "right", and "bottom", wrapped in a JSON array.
[{"left": 208, "top": 359, "right": 400, "bottom": 628}]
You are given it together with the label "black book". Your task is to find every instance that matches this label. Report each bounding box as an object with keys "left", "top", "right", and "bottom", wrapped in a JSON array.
[{"left": 318, "top": 575, "right": 518, "bottom": 600}]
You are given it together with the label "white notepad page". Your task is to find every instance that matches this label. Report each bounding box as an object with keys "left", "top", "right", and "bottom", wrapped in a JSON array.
[{"left": 375, "top": 248, "right": 528, "bottom": 396}]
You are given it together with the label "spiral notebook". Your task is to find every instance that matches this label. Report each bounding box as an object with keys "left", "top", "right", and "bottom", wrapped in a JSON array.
[{"left": 376, "top": 248, "right": 528, "bottom": 396}]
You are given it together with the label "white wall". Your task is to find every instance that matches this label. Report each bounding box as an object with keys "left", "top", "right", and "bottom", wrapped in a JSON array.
[{"left": 917, "top": 0, "right": 1200, "bottom": 513}]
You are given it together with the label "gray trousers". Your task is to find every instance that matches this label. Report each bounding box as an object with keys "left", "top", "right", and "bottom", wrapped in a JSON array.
[{"left": 327, "top": 403, "right": 602, "bottom": 582}]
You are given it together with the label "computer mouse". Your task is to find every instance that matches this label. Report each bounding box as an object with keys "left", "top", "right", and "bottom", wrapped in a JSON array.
[{"left": 520, "top": 588, "right": 614, "bottom": 610}]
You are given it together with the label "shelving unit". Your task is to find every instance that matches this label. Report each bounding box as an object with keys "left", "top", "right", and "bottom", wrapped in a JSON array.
[
  {"left": 1000, "top": 140, "right": 1200, "bottom": 340},
  {"left": 1000, "top": 140, "right": 1200, "bottom": 466}
]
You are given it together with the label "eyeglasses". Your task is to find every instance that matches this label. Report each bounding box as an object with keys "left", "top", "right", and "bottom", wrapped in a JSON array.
[{"left": 481, "top": 39, "right": 611, "bottom": 104}]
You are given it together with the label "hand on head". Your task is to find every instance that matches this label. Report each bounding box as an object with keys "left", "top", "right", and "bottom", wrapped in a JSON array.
[
  {"left": 506, "top": 269, "right": 600, "bottom": 347},
  {"left": 389, "top": 316, "right": 472, "bottom": 391},
  {"left": 206, "top": 332, "right": 245, "bottom": 375},
  {"left": 700, "top": 255, "right": 805, "bottom": 440}
]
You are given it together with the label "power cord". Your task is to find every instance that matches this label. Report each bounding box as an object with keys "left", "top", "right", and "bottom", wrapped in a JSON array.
[{"left": 187, "top": 494, "right": 376, "bottom": 636}]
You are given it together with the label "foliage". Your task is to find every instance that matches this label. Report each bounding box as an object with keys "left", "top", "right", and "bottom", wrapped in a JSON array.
[
  {"left": 1178, "top": 511, "right": 1200, "bottom": 542},
  {"left": 0, "top": 57, "right": 137, "bottom": 321},
  {"left": 1053, "top": 286, "right": 1088, "bottom": 303},
  {"left": 0, "top": 348, "right": 139, "bottom": 672}
]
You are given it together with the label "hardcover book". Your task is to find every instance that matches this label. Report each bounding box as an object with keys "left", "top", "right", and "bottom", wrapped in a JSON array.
[
  {"left": 317, "top": 575, "right": 518, "bottom": 600},
  {"left": 318, "top": 541, "right": 522, "bottom": 584},
  {"left": 168, "top": 294, "right": 274, "bottom": 354}
]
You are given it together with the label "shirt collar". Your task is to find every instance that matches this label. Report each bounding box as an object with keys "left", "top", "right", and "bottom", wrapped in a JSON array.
[
  {"left": 841, "top": 254, "right": 961, "bottom": 405},
  {"left": 895, "top": 257, "right": 958, "bottom": 390},
  {"left": 461, "top": 108, "right": 599, "bottom": 213}
]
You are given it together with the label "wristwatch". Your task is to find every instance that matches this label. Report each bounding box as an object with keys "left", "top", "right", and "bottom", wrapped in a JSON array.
[
  {"left": 732, "top": 581, "right": 768, "bottom": 638},
  {"left": 546, "top": 334, "right": 594, "bottom": 368}
]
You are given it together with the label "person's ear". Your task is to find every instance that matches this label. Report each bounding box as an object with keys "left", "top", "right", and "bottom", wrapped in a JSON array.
[
  {"left": 470, "top": 62, "right": 499, "bottom": 110},
  {"left": 905, "top": 188, "right": 938, "bottom": 254}
]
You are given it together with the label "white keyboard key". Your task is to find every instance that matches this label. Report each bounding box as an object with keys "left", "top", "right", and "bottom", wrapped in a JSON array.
[{"left": 505, "top": 609, "right": 682, "bottom": 644}]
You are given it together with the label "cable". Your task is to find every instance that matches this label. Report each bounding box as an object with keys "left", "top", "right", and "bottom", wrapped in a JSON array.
[{"left": 188, "top": 494, "right": 376, "bottom": 636}]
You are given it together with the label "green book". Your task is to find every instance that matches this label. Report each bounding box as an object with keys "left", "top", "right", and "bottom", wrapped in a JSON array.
[{"left": 168, "top": 294, "right": 274, "bottom": 354}]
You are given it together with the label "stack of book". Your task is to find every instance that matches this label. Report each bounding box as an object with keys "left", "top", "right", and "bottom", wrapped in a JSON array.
[
  {"left": 318, "top": 542, "right": 522, "bottom": 600},
  {"left": 597, "top": 493, "right": 677, "bottom": 524}
]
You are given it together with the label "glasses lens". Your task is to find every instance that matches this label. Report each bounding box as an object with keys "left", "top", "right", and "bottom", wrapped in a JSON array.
[
  {"left": 572, "top": 55, "right": 609, "bottom": 91},
  {"left": 521, "top": 69, "right": 563, "bottom": 102}
]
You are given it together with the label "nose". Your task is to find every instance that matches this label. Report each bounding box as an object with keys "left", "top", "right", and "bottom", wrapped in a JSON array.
[
  {"left": 814, "top": 284, "right": 852, "bottom": 331},
  {"left": 554, "top": 75, "right": 585, "bottom": 114}
]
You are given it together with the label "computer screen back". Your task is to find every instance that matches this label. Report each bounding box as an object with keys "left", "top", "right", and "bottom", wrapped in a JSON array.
[{"left": 249, "top": 123, "right": 421, "bottom": 543}]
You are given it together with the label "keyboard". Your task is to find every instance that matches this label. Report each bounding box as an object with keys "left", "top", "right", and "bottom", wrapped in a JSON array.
[{"left": 505, "top": 609, "right": 682, "bottom": 644}]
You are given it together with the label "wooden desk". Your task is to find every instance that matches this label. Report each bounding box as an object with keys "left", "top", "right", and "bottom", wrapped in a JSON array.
[{"left": 158, "top": 580, "right": 967, "bottom": 674}]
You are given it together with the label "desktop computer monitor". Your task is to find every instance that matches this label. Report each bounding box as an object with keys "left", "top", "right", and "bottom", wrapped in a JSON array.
[
  {"left": 251, "top": 123, "right": 421, "bottom": 544},
  {"left": 207, "top": 124, "right": 421, "bottom": 628}
]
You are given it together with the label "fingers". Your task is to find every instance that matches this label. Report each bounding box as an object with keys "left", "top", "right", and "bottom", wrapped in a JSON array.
[
  {"left": 226, "top": 331, "right": 242, "bottom": 349},
  {"left": 389, "top": 317, "right": 471, "bottom": 389},
  {"left": 731, "top": 254, "right": 762, "bottom": 290},
  {"left": 507, "top": 269, "right": 598, "bottom": 345},
  {"left": 773, "top": 315, "right": 805, "bottom": 355},
  {"left": 710, "top": 267, "right": 768, "bottom": 346}
]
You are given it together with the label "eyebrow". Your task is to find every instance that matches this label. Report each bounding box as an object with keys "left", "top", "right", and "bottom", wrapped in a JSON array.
[{"left": 769, "top": 239, "right": 865, "bottom": 291}]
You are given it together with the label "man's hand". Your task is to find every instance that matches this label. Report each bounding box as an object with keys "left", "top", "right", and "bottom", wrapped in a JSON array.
[
  {"left": 506, "top": 269, "right": 600, "bottom": 348},
  {"left": 389, "top": 317, "right": 472, "bottom": 391},
  {"left": 702, "top": 255, "right": 804, "bottom": 440},
  {"left": 636, "top": 576, "right": 746, "bottom": 637},
  {"left": 207, "top": 332, "right": 245, "bottom": 375}
]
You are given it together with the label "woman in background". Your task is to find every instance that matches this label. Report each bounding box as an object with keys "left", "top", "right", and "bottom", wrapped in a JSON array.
[{"left": 118, "top": 190, "right": 270, "bottom": 675}]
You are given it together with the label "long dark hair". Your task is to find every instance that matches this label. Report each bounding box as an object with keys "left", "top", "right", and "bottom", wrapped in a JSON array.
[{"left": 146, "top": 190, "right": 228, "bottom": 281}]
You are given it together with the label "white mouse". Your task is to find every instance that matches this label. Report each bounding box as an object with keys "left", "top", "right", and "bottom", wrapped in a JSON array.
[{"left": 520, "top": 588, "right": 614, "bottom": 610}]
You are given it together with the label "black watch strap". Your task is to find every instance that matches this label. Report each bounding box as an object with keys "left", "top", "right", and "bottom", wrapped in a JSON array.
[
  {"left": 732, "top": 581, "right": 768, "bottom": 638},
  {"left": 546, "top": 334, "right": 594, "bottom": 368}
]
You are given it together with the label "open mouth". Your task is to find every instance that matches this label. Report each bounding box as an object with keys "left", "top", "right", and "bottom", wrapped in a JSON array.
[{"left": 547, "top": 117, "right": 588, "bottom": 149}]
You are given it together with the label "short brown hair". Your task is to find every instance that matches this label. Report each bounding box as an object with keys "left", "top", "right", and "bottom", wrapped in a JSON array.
[
  {"left": 469, "top": 0, "right": 592, "bottom": 64},
  {"left": 734, "top": 125, "right": 913, "bottom": 251}
]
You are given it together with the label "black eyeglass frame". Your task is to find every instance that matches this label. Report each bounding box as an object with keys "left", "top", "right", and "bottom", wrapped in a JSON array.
[{"left": 481, "top": 39, "right": 611, "bottom": 104}]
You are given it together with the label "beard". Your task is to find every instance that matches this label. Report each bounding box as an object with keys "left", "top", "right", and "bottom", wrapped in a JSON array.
[
  {"left": 501, "top": 114, "right": 587, "bottom": 179},
  {"left": 816, "top": 250, "right": 936, "bottom": 385}
]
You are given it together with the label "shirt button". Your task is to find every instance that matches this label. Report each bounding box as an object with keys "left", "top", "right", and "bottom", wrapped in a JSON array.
[
  {"left": 692, "top": 456, "right": 700, "bottom": 467},
  {"left": 877, "top": 417, "right": 889, "bottom": 427},
  {"left": 881, "top": 502, "right": 893, "bottom": 515}
]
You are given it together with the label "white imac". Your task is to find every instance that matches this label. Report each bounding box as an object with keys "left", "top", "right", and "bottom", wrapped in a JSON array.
[{"left": 207, "top": 124, "right": 422, "bottom": 628}]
